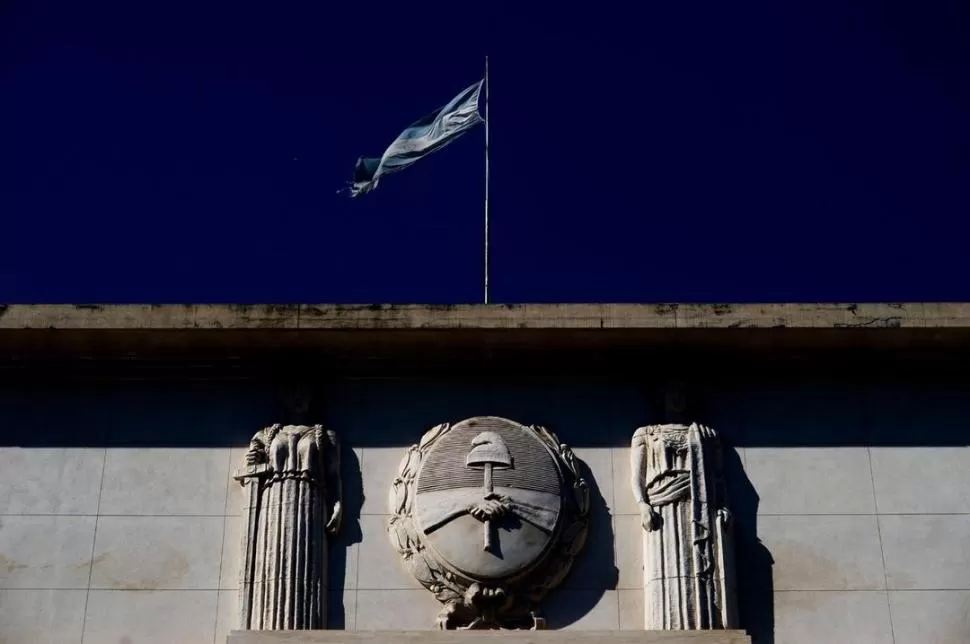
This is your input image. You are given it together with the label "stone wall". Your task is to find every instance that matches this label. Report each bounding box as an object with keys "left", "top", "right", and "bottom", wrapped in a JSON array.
[{"left": 0, "top": 375, "right": 967, "bottom": 643}]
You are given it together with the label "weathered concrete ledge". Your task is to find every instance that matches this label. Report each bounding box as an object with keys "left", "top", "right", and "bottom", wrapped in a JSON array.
[
  {"left": 1, "top": 302, "right": 969, "bottom": 330},
  {"left": 2, "top": 304, "right": 970, "bottom": 371},
  {"left": 227, "top": 631, "right": 751, "bottom": 644}
]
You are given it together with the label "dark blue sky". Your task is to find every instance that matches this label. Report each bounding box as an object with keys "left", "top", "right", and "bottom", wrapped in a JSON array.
[{"left": 2, "top": 2, "right": 968, "bottom": 303}]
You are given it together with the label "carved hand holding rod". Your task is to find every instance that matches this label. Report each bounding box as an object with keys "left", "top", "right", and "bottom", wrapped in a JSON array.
[{"left": 631, "top": 423, "right": 738, "bottom": 630}]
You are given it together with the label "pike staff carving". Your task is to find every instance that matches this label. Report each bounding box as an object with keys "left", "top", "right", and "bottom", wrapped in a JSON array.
[
  {"left": 631, "top": 423, "right": 737, "bottom": 630},
  {"left": 388, "top": 416, "right": 589, "bottom": 630},
  {"left": 235, "top": 424, "right": 342, "bottom": 630}
]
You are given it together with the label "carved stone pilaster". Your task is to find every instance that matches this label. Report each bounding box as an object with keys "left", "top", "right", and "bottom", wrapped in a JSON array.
[
  {"left": 235, "top": 424, "right": 342, "bottom": 630},
  {"left": 631, "top": 423, "right": 737, "bottom": 630}
]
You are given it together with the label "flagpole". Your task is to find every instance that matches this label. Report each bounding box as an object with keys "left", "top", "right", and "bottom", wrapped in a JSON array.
[{"left": 484, "top": 55, "right": 490, "bottom": 304}]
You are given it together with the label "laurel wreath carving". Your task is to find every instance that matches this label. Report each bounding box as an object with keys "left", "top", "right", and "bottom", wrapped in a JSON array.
[{"left": 387, "top": 421, "right": 590, "bottom": 629}]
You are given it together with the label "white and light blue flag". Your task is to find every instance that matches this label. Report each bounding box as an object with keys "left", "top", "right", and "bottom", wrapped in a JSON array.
[{"left": 345, "top": 80, "right": 484, "bottom": 197}]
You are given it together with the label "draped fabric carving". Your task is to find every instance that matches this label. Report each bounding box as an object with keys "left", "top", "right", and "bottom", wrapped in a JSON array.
[
  {"left": 235, "top": 424, "right": 342, "bottom": 630},
  {"left": 631, "top": 423, "right": 737, "bottom": 630}
]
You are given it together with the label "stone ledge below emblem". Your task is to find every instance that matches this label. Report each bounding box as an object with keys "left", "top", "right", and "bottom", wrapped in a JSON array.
[{"left": 227, "top": 630, "right": 753, "bottom": 643}]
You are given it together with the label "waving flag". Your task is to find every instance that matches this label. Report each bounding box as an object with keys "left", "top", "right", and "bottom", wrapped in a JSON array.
[{"left": 345, "top": 80, "right": 484, "bottom": 197}]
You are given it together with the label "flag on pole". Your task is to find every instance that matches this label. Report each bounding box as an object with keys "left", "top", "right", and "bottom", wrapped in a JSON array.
[{"left": 345, "top": 80, "right": 484, "bottom": 197}]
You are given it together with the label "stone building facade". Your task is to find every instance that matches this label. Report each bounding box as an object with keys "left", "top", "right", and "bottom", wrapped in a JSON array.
[{"left": 0, "top": 303, "right": 968, "bottom": 643}]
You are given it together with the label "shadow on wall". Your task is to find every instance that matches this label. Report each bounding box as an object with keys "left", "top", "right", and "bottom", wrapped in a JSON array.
[
  {"left": 5, "top": 372, "right": 966, "bottom": 639},
  {"left": 6, "top": 372, "right": 966, "bottom": 448},
  {"left": 328, "top": 444, "right": 363, "bottom": 629},
  {"left": 701, "top": 372, "right": 970, "bottom": 644},
  {"left": 694, "top": 382, "right": 773, "bottom": 643},
  {"left": 723, "top": 445, "right": 774, "bottom": 644},
  {"left": 543, "top": 455, "right": 617, "bottom": 628},
  {"left": 0, "top": 380, "right": 279, "bottom": 448},
  {"left": 321, "top": 377, "right": 651, "bottom": 449}
]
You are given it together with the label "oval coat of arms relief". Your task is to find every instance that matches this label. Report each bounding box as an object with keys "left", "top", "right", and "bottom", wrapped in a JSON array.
[{"left": 388, "top": 416, "right": 590, "bottom": 630}]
